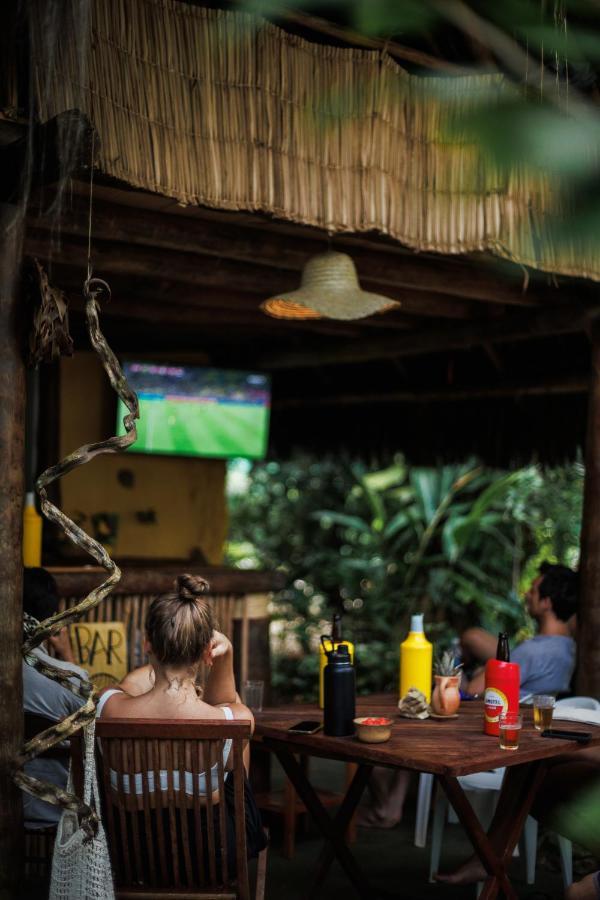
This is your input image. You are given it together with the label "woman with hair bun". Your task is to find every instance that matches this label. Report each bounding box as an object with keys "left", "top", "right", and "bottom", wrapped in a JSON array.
[{"left": 97, "top": 574, "right": 267, "bottom": 861}]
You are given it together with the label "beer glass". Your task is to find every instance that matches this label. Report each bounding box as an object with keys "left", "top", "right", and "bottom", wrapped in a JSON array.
[
  {"left": 242, "top": 680, "right": 264, "bottom": 712},
  {"left": 533, "top": 695, "right": 555, "bottom": 731},
  {"left": 499, "top": 712, "right": 522, "bottom": 751}
]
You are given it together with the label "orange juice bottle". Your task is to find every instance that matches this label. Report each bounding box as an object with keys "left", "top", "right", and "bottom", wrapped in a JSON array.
[{"left": 399, "top": 614, "right": 433, "bottom": 702}]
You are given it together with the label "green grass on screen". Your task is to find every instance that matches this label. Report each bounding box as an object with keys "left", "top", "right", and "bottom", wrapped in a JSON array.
[{"left": 117, "top": 397, "right": 269, "bottom": 459}]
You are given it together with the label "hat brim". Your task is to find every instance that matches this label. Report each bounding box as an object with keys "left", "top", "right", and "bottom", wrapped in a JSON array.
[{"left": 261, "top": 289, "right": 400, "bottom": 321}]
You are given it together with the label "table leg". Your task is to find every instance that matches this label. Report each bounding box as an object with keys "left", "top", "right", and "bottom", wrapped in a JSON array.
[
  {"left": 309, "top": 763, "right": 373, "bottom": 898},
  {"left": 438, "top": 760, "right": 548, "bottom": 900},
  {"left": 264, "top": 739, "right": 373, "bottom": 899}
]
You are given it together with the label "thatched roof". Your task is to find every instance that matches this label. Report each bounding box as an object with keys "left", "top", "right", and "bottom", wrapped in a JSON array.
[{"left": 21, "top": 0, "right": 600, "bottom": 464}]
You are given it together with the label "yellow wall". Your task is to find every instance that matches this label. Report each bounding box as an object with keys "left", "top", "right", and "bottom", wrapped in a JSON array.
[{"left": 59, "top": 353, "right": 227, "bottom": 562}]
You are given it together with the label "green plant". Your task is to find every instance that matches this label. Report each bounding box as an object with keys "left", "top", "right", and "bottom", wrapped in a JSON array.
[
  {"left": 226, "top": 455, "right": 583, "bottom": 701},
  {"left": 434, "top": 650, "right": 463, "bottom": 678}
]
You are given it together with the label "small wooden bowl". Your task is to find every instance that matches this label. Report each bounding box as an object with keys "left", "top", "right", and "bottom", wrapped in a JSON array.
[{"left": 354, "top": 717, "right": 392, "bottom": 743}]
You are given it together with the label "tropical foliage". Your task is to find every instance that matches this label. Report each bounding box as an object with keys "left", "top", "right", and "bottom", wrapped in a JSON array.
[{"left": 227, "top": 456, "right": 583, "bottom": 701}]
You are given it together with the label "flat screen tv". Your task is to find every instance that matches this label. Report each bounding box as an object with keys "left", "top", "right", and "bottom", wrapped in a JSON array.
[{"left": 116, "top": 362, "right": 270, "bottom": 460}]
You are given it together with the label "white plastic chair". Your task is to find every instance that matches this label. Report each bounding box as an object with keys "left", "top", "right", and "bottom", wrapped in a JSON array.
[{"left": 423, "top": 697, "right": 600, "bottom": 891}]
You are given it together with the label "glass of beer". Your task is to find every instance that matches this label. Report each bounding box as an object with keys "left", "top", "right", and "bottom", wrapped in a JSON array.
[
  {"left": 499, "top": 712, "right": 522, "bottom": 751},
  {"left": 533, "top": 695, "right": 555, "bottom": 732}
]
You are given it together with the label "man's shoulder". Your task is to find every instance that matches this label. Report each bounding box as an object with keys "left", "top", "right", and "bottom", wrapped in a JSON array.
[
  {"left": 31, "top": 646, "right": 88, "bottom": 682},
  {"left": 517, "top": 634, "right": 574, "bottom": 649},
  {"left": 23, "top": 659, "right": 85, "bottom": 718}
]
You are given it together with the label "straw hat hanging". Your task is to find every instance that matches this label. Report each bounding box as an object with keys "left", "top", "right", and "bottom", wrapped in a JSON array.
[{"left": 261, "top": 251, "right": 400, "bottom": 321}]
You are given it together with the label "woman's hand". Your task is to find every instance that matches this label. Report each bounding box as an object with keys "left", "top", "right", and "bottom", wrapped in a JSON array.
[{"left": 207, "top": 630, "right": 232, "bottom": 666}]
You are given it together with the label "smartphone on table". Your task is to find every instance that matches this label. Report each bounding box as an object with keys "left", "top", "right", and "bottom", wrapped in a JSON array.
[{"left": 288, "top": 720, "right": 322, "bottom": 734}]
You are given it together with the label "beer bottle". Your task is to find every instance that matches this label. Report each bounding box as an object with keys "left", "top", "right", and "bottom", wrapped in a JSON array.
[
  {"left": 496, "top": 632, "right": 510, "bottom": 662},
  {"left": 483, "top": 632, "right": 520, "bottom": 736}
]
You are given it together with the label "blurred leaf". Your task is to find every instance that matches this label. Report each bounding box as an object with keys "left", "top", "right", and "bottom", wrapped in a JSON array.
[
  {"left": 450, "top": 98, "right": 600, "bottom": 178},
  {"left": 517, "top": 25, "right": 600, "bottom": 62},
  {"left": 311, "top": 510, "right": 371, "bottom": 533},
  {"left": 351, "top": 0, "right": 438, "bottom": 37}
]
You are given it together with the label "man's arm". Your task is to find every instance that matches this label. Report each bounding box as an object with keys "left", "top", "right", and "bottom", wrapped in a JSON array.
[
  {"left": 464, "top": 667, "right": 485, "bottom": 697},
  {"left": 461, "top": 628, "right": 498, "bottom": 667}
]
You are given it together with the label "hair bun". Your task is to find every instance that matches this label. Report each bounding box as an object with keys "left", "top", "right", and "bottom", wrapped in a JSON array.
[{"left": 176, "top": 574, "right": 210, "bottom": 603}]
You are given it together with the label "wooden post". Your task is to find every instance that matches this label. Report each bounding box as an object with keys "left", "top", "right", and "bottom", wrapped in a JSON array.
[
  {"left": 0, "top": 203, "right": 26, "bottom": 898},
  {"left": 578, "top": 320, "right": 600, "bottom": 697}
]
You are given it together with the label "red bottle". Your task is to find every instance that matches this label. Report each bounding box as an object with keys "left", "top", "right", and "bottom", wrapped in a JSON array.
[{"left": 483, "top": 632, "right": 520, "bottom": 736}]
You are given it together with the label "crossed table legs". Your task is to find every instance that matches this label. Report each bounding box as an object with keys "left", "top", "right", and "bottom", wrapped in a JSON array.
[{"left": 264, "top": 737, "right": 549, "bottom": 900}]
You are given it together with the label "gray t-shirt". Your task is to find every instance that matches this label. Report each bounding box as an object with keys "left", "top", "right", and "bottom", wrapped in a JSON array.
[
  {"left": 23, "top": 647, "right": 88, "bottom": 829},
  {"left": 511, "top": 635, "right": 576, "bottom": 696}
]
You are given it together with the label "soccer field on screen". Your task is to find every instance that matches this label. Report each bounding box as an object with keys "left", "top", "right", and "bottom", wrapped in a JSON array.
[{"left": 118, "top": 397, "right": 269, "bottom": 459}]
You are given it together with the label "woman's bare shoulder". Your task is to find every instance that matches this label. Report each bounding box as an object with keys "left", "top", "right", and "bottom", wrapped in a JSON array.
[
  {"left": 97, "top": 686, "right": 142, "bottom": 719},
  {"left": 216, "top": 701, "right": 255, "bottom": 730}
]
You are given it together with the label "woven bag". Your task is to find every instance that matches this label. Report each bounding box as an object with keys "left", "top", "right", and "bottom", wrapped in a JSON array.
[{"left": 49, "top": 719, "right": 115, "bottom": 900}]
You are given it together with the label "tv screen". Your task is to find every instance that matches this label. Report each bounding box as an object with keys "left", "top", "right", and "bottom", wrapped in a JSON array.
[{"left": 116, "top": 363, "right": 270, "bottom": 460}]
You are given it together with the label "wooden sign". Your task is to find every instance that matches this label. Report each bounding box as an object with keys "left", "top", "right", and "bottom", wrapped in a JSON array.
[{"left": 70, "top": 621, "right": 128, "bottom": 689}]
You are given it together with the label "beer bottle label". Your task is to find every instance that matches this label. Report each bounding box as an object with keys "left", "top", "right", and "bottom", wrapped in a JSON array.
[{"left": 484, "top": 686, "right": 508, "bottom": 723}]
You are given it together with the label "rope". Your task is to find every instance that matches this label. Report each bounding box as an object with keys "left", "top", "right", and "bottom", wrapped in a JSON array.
[{"left": 14, "top": 277, "right": 139, "bottom": 839}]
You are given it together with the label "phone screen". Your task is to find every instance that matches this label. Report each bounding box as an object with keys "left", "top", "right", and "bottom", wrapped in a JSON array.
[{"left": 288, "top": 720, "right": 322, "bottom": 734}]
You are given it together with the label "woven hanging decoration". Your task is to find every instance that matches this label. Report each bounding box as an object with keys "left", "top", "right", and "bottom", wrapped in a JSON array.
[{"left": 261, "top": 251, "right": 399, "bottom": 321}]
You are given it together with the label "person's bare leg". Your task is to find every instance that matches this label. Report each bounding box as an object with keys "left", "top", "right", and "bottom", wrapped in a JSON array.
[
  {"left": 435, "top": 767, "right": 521, "bottom": 885},
  {"left": 434, "top": 857, "right": 487, "bottom": 885},
  {"left": 436, "top": 756, "right": 600, "bottom": 886},
  {"left": 566, "top": 872, "right": 600, "bottom": 900},
  {"left": 460, "top": 627, "right": 498, "bottom": 668},
  {"left": 357, "top": 768, "right": 410, "bottom": 828}
]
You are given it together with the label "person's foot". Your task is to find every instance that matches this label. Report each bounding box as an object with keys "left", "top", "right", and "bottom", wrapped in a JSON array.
[
  {"left": 566, "top": 872, "right": 600, "bottom": 900},
  {"left": 356, "top": 806, "right": 401, "bottom": 828},
  {"left": 434, "top": 856, "right": 487, "bottom": 885}
]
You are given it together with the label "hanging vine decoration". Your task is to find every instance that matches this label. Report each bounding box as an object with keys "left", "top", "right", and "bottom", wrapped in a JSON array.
[{"left": 13, "top": 277, "right": 139, "bottom": 838}]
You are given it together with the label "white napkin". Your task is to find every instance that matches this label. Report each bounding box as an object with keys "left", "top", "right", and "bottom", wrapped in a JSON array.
[{"left": 552, "top": 706, "right": 600, "bottom": 727}]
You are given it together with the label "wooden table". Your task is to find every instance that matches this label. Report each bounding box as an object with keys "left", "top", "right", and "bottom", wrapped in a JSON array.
[{"left": 254, "top": 695, "right": 600, "bottom": 900}]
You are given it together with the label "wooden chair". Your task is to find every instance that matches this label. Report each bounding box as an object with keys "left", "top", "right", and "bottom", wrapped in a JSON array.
[{"left": 95, "top": 718, "right": 268, "bottom": 900}]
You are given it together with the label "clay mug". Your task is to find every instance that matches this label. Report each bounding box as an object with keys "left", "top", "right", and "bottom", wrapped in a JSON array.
[{"left": 431, "top": 675, "right": 461, "bottom": 716}]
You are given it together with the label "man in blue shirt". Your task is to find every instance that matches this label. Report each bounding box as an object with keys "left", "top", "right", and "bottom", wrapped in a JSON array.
[
  {"left": 462, "top": 563, "right": 578, "bottom": 697},
  {"left": 22, "top": 568, "right": 88, "bottom": 828}
]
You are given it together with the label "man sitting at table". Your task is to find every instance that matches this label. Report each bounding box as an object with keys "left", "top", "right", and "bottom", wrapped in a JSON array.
[
  {"left": 461, "top": 562, "right": 578, "bottom": 697},
  {"left": 22, "top": 567, "right": 89, "bottom": 829}
]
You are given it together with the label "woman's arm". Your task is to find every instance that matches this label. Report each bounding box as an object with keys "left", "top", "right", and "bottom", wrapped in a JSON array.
[
  {"left": 203, "top": 631, "right": 237, "bottom": 706},
  {"left": 119, "top": 663, "right": 155, "bottom": 696}
]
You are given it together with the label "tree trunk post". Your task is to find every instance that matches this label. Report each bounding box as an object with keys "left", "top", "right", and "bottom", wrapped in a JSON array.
[
  {"left": 0, "top": 202, "right": 26, "bottom": 899},
  {"left": 578, "top": 320, "right": 600, "bottom": 697}
]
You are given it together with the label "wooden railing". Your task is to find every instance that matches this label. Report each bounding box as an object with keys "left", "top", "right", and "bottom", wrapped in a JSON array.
[{"left": 50, "top": 566, "right": 284, "bottom": 699}]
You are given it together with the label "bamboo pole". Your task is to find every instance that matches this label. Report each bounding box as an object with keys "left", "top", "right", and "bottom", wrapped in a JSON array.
[
  {"left": 0, "top": 202, "right": 26, "bottom": 899},
  {"left": 577, "top": 321, "right": 600, "bottom": 697}
]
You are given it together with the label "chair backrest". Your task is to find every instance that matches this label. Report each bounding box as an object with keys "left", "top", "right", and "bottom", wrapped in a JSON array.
[
  {"left": 555, "top": 696, "right": 600, "bottom": 710},
  {"left": 95, "top": 718, "right": 252, "bottom": 899}
]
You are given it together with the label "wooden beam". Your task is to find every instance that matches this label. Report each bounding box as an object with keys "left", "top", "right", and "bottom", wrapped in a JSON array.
[
  {"left": 258, "top": 306, "right": 596, "bottom": 369},
  {"left": 275, "top": 376, "right": 589, "bottom": 409},
  {"left": 0, "top": 202, "right": 25, "bottom": 897},
  {"left": 1, "top": 111, "right": 95, "bottom": 202},
  {"left": 25, "top": 230, "right": 485, "bottom": 320},
  {"left": 578, "top": 320, "right": 600, "bottom": 696},
  {"left": 65, "top": 289, "right": 370, "bottom": 339},
  {"left": 27, "top": 200, "right": 549, "bottom": 308},
  {"left": 270, "top": 7, "right": 470, "bottom": 75},
  {"left": 49, "top": 566, "right": 285, "bottom": 597}
]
